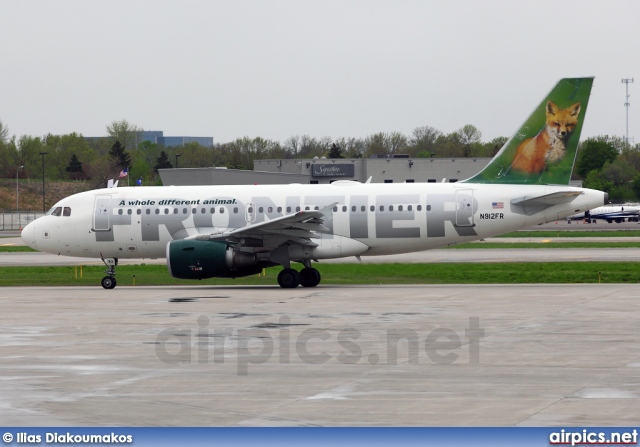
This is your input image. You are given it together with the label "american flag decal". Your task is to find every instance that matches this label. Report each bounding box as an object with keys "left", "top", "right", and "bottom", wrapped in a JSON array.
[{"left": 492, "top": 202, "right": 504, "bottom": 209}]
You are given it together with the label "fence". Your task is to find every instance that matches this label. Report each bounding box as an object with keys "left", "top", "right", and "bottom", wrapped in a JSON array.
[{"left": 0, "top": 212, "right": 45, "bottom": 231}]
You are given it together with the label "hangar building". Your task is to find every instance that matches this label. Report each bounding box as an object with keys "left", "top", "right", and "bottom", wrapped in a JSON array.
[{"left": 159, "top": 157, "right": 493, "bottom": 186}]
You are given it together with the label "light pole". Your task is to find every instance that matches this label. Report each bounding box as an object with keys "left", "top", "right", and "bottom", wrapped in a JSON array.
[
  {"left": 16, "top": 165, "right": 23, "bottom": 230},
  {"left": 175, "top": 153, "right": 181, "bottom": 169},
  {"left": 39, "top": 152, "right": 47, "bottom": 213}
]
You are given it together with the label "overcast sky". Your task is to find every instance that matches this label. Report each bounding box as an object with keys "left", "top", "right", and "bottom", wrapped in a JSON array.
[{"left": 2, "top": 0, "right": 639, "bottom": 145}]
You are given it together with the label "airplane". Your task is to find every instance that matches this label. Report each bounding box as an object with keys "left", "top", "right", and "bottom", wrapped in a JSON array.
[
  {"left": 21, "top": 77, "right": 606, "bottom": 289},
  {"left": 568, "top": 205, "right": 640, "bottom": 223}
]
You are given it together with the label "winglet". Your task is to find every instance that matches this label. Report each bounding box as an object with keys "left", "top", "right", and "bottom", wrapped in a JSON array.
[{"left": 464, "top": 77, "right": 594, "bottom": 185}]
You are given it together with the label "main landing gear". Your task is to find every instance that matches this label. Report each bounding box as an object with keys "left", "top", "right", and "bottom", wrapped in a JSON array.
[
  {"left": 277, "top": 263, "right": 321, "bottom": 288},
  {"left": 100, "top": 256, "right": 118, "bottom": 289}
]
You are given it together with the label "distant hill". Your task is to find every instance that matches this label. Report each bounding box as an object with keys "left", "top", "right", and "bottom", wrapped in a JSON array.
[{"left": 0, "top": 179, "right": 92, "bottom": 212}]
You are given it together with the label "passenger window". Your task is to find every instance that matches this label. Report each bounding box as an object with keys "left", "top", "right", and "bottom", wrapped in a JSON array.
[
  {"left": 118, "top": 209, "right": 123, "bottom": 215},
  {"left": 419, "top": 205, "right": 424, "bottom": 211},
  {"left": 127, "top": 209, "right": 132, "bottom": 215},
  {"left": 389, "top": 205, "right": 394, "bottom": 211},
  {"left": 361, "top": 206, "right": 365, "bottom": 212},
  {"left": 146, "top": 209, "right": 150, "bottom": 215},
  {"left": 63, "top": 207, "right": 71, "bottom": 216},
  {"left": 398, "top": 205, "right": 403, "bottom": 211},
  {"left": 220, "top": 208, "right": 225, "bottom": 214},
  {"left": 192, "top": 208, "right": 196, "bottom": 214},
  {"left": 426, "top": 205, "right": 430, "bottom": 211},
  {"left": 201, "top": 208, "right": 205, "bottom": 214},
  {"left": 155, "top": 209, "right": 160, "bottom": 214},
  {"left": 370, "top": 206, "right": 375, "bottom": 212},
  {"left": 379, "top": 206, "right": 384, "bottom": 211},
  {"left": 408, "top": 205, "right": 412, "bottom": 211},
  {"left": 296, "top": 206, "right": 300, "bottom": 212},
  {"left": 305, "top": 206, "right": 310, "bottom": 211},
  {"left": 174, "top": 208, "right": 178, "bottom": 214},
  {"left": 164, "top": 209, "right": 169, "bottom": 214},
  {"left": 233, "top": 207, "right": 238, "bottom": 213},
  {"left": 183, "top": 208, "right": 187, "bottom": 214},
  {"left": 211, "top": 208, "right": 215, "bottom": 214},
  {"left": 351, "top": 206, "right": 356, "bottom": 212},
  {"left": 137, "top": 209, "right": 141, "bottom": 215},
  {"left": 342, "top": 206, "right": 347, "bottom": 212},
  {"left": 333, "top": 206, "right": 338, "bottom": 212},
  {"left": 277, "top": 207, "right": 282, "bottom": 213},
  {"left": 259, "top": 207, "right": 264, "bottom": 213}
]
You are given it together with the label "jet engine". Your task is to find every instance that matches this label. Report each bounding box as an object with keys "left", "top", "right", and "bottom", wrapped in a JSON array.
[{"left": 166, "top": 239, "right": 263, "bottom": 280}]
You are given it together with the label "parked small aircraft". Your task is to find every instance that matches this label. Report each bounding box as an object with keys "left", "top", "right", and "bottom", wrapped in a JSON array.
[{"left": 568, "top": 205, "right": 640, "bottom": 223}]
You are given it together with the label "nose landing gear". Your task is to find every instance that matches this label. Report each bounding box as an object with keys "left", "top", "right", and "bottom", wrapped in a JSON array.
[{"left": 100, "top": 255, "right": 118, "bottom": 289}]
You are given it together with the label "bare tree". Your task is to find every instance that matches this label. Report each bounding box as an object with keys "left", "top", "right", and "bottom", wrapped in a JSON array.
[
  {"left": 106, "top": 119, "right": 143, "bottom": 150},
  {"left": 0, "top": 119, "right": 9, "bottom": 144},
  {"left": 410, "top": 126, "right": 442, "bottom": 156}
]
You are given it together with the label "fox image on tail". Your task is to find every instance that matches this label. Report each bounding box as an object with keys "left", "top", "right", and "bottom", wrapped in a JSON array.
[{"left": 511, "top": 100, "right": 582, "bottom": 174}]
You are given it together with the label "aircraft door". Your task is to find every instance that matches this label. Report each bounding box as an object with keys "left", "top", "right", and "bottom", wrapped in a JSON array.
[
  {"left": 455, "top": 189, "right": 475, "bottom": 227},
  {"left": 245, "top": 202, "right": 257, "bottom": 224},
  {"left": 93, "top": 196, "right": 112, "bottom": 231}
]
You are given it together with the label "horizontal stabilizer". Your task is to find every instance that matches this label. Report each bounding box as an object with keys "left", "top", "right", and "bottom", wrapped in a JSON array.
[{"left": 511, "top": 191, "right": 583, "bottom": 207}]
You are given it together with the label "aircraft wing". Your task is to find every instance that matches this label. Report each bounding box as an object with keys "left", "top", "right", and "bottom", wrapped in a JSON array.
[
  {"left": 510, "top": 191, "right": 583, "bottom": 215},
  {"left": 186, "top": 203, "right": 336, "bottom": 248}
]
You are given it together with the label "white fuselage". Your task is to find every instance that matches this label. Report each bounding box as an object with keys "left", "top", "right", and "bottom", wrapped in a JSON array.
[{"left": 22, "top": 182, "right": 606, "bottom": 261}]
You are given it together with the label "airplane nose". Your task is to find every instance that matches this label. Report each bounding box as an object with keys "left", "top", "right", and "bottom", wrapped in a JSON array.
[{"left": 21, "top": 221, "right": 37, "bottom": 250}]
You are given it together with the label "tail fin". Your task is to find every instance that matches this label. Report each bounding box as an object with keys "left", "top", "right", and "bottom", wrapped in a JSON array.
[{"left": 464, "top": 77, "right": 593, "bottom": 185}]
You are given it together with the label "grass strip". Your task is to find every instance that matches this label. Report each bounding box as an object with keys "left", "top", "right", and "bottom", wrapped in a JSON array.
[
  {"left": 0, "top": 262, "right": 637, "bottom": 286},
  {"left": 449, "top": 242, "right": 640, "bottom": 249},
  {"left": 498, "top": 230, "right": 640, "bottom": 238},
  {"left": 0, "top": 246, "right": 38, "bottom": 252}
]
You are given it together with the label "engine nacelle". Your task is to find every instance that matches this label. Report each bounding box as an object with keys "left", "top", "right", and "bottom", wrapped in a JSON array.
[{"left": 166, "top": 239, "right": 262, "bottom": 280}]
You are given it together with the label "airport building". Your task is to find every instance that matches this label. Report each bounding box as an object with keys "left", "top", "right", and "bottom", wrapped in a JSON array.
[
  {"left": 85, "top": 130, "right": 214, "bottom": 148},
  {"left": 139, "top": 131, "right": 214, "bottom": 148},
  {"left": 159, "top": 157, "right": 494, "bottom": 186}
]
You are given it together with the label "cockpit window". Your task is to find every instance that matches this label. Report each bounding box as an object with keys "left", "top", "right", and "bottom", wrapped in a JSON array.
[
  {"left": 51, "top": 207, "right": 63, "bottom": 216},
  {"left": 63, "top": 207, "right": 71, "bottom": 216}
]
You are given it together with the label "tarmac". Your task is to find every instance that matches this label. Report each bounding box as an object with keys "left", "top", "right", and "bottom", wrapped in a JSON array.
[{"left": 1, "top": 284, "right": 640, "bottom": 426}]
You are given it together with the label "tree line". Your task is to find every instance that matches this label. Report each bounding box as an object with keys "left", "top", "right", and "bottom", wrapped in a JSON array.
[{"left": 1, "top": 118, "right": 638, "bottom": 201}]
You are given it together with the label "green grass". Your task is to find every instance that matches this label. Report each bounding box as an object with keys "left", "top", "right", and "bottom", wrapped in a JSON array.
[
  {"left": 498, "top": 230, "right": 640, "bottom": 238},
  {"left": 0, "top": 246, "right": 37, "bottom": 252},
  {"left": 0, "top": 262, "right": 637, "bottom": 286},
  {"left": 450, "top": 242, "right": 640, "bottom": 249}
]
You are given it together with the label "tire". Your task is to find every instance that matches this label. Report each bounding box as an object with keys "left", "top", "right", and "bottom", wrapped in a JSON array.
[
  {"left": 300, "top": 267, "right": 321, "bottom": 287},
  {"left": 277, "top": 268, "right": 300, "bottom": 288},
  {"left": 101, "top": 276, "right": 116, "bottom": 289}
]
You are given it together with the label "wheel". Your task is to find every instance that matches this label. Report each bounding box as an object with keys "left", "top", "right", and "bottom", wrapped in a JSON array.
[
  {"left": 277, "top": 268, "right": 300, "bottom": 288},
  {"left": 300, "top": 267, "right": 321, "bottom": 287},
  {"left": 101, "top": 276, "right": 116, "bottom": 289}
]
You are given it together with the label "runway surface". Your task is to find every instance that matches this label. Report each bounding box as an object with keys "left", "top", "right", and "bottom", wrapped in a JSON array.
[{"left": 2, "top": 284, "right": 640, "bottom": 426}]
